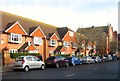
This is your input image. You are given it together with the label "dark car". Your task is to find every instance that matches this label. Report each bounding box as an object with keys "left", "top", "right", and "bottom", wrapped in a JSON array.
[
  {"left": 45, "top": 56, "right": 69, "bottom": 68},
  {"left": 66, "top": 56, "right": 82, "bottom": 66}
]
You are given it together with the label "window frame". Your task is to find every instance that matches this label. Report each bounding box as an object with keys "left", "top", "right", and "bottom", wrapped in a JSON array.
[
  {"left": 8, "top": 33, "right": 22, "bottom": 43},
  {"left": 49, "top": 39, "right": 57, "bottom": 46},
  {"left": 63, "top": 41, "right": 69, "bottom": 47},
  {"left": 72, "top": 43, "right": 77, "bottom": 48},
  {"left": 9, "top": 49, "right": 18, "bottom": 53},
  {"left": 33, "top": 36, "right": 42, "bottom": 45}
]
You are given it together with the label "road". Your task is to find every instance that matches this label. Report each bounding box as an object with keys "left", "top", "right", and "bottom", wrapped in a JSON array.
[{"left": 2, "top": 61, "right": 119, "bottom": 79}]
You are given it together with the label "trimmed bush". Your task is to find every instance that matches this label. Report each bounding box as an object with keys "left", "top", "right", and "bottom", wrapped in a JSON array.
[
  {"left": 56, "top": 54, "right": 70, "bottom": 57},
  {"left": 10, "top": 53, "right": 41, "bottom": 59}
]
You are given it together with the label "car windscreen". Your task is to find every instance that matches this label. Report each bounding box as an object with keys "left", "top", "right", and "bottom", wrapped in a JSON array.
[
  {"left": 66, "top": 57, "right": 72, "bottom": 60},
  {"left": 16, "top": 57, "right": 24, "bottom": 61}
]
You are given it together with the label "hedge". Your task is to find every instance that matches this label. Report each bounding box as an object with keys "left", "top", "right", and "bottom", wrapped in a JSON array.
[
  {"left": 10, "top": 53, "right": 41, "bottom": 59},
  {"left": 55, "top": 54, "right": 70, "bottom": 57}
]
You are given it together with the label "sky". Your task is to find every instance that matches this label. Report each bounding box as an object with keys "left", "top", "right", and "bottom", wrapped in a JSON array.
[{"left": 0, "top": 0, "right": 119, "bottom": 32}]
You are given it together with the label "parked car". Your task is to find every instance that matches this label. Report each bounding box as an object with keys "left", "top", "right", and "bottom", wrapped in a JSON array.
[
  {"left": 66, "top": 56, "right": 82, "bottom": 66},
  {"left": 81, "top": 56, "right": 95, "bottom": 64},
  {"left": 45, "top": 56, "right": 69, "bottom": 68},
  {"left": 112, "top": 54, "right": 118, "bottom": 61},
  {"left": 101, "top": 56, "right": 107, "bottom": 62},
  {"left": 92, "top": 56, "right": 102, "bottom": 63},
  {"left": 14, "top": 55, "right": 45, "bottom": 72},
  {"left": 106, "top": 55, "right": 113, "bottom": 61}
]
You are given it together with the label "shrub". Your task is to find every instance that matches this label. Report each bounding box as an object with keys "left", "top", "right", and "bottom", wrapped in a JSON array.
[
  {"left": 56, "top": 54, "right": 70, "bottom": 57},
  {"left": 10, "top": 53, "right": 41, "bottom": 59}
]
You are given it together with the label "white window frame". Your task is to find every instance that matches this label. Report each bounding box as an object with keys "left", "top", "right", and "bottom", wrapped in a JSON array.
[
  {"left": 72, "top": 43, "right": 77, "bottom": 48},
  {"left": 28, "top": 50, "right": 38, "bottom": 53},
  {"left": 9, "top": 49, "right": 18, "bottom": 53},
  {"left": 49, "top": 51, "right": 54, "bottom": 54},
  {"left": 33, "top": 36, "right": 42, "bottom": 45},
  {"left": 8, "top": 33, "right": 22, "bottom": 43},
  {"left": 49, "top": 39, "right": 57, "bottom": 46},
  {"left": 63, "top": 41, "right": 69, "bottom": 47}
]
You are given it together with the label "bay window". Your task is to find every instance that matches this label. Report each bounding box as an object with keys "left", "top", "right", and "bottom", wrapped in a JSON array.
[
  {"left": 8, "top": 33, "right": 22, "bottom": 43},
  {"left": 33, "top": 36, "right": 42, "bottom": 45}
]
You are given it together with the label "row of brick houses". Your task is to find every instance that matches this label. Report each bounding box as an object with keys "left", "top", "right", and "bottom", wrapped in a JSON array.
[
  {"left": 77, "top": 24, "right": 117, "bottom": 56},
  {"left": 0, "top": 11, "right": 78, "bottom": 62}
]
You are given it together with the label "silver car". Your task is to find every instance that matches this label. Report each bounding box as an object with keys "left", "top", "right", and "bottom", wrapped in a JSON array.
[
  {"left": 14, "top": 55, "right": 45, "bottom": 72},
  {"left": 82, "top": 56, "right": 95, "bottom": 64}
]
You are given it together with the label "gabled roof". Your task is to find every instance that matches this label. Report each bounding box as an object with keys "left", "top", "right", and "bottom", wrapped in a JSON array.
[
  {"left": 77, "top": 26, "right": 110, "bottom": 42},
  {"left": 1, "top": 11, "right": 59, "bottom": 38},
  {"left": 29, "top": 26, "right": 46, "bottom": 38},
  {"left": 4, "top": 21, "right": 16, "bottom": 31},
  {"left": 29, "top": 26, "right": 38, "bottom": 35},
  {"left": 48, "top": 33, "right": 54, "bottom": 38},
  {"left": 19, "top": 42, "right": 28, "bottom": 50},
  {"left": 19, "top": 42, "right": 37, "bottom": 51},
  {"left": 54, "top": 46, "right": 63, "bottom": 52},
  {"left": 5, "top": 21, "right": 28, "bottom": 35},
  {"left": 57, "top": 27, "right": 74, "bottom": 39}
]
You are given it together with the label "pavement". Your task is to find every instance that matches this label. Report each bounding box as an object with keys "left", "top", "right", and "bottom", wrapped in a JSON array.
[{"left": 1, "top": 63, "right": 14, "bottom": 73}]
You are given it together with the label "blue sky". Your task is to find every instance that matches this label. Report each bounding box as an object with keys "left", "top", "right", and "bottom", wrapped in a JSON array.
[{"left": 0, "top": 0, "right": 119, "bottom": 32}]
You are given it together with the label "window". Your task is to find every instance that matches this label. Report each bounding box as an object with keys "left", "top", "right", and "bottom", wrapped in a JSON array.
[
  {"left": 72, "top": 43, "right": 77, "bottom": 48},
  {"left": 49, "top": 51, "right": 54, "bottom": 54},
  {"left": 33, "top": 36, "right": 42, "bottom": 45},
  {"left": 33, "top": 56, "right": 39, "bottom": 61},
  {"left": 8, "top": 33, "right": 22, "bottom": 43},
  {"left": 26, "top": 57, "right": 32, "bottom": 61},
  {"left": 69, "top": 31, "right": 74, "bottom": 37},
  {"left": 28, "top": 50, "right": 38, "bottom": 53},
  {"left": 63, "top": 41, "right": 69, "bottom": 47},
  {"left": 49, "top": 39, "right": 57, "bottom": 46},
  {"left": 9, "top": 49, "right": 18, "bottom": 53}
]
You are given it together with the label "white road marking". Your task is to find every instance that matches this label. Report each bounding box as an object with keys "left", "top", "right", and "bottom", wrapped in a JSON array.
[{"left": 66, "top": 74, "right": 75, "bottom": 77}]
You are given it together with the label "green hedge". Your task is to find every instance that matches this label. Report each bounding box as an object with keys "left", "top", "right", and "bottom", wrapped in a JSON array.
[
  {"left": 56, "top": 54, "right": 70, "bottom": 57},
  {"left": 10, "top": 53, "right": 41, "bottom": 59}
]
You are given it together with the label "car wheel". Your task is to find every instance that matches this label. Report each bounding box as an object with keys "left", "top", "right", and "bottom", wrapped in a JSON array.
[
  {"left": 56, "top": 63, "right": 59, "bottom": 68},
  {"left": 24, "top": 66, "right": 29, "bottom": 72},
  {"left": 41, "top": 65, "right": 45, "bottom": 70},
  {"left": 72, "top": 62, "right": 75, "bottom": 66},
  {"left": 66, "top": 63, "right": 69, "bottom": 67}
]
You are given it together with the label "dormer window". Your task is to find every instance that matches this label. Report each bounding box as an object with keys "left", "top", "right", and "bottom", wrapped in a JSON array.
[
  {"left": 33, "top": 36, "right": 42, "bottom": 45},
  {"left": 8, "top": 33, "right": 22, "bottom": 43},
  {"left": 49, "top": 39, "right": 57, "bottom": 46}
]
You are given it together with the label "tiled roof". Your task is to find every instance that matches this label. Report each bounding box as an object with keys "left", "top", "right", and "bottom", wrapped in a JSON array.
[
  {"left": 77, "top": 26, "right": 110, "bottom": 42},
  {"left": 54, "top": 46, "right": 63, "bottom": 52},
  {"left": 18, "top": 42, "right": 28, "bottom": 50},
  {"left": 29, "top": 26, "right": 38, "bottom": 35},
  {"left": 1, "top": 11, "right": 60, "bottom": 39},
  {"left": 48, "top": 33, "right": 54, "bottom": 38},
  {"left": 1, "top": 11, "right": 76, "bottom": 40},
  {"left": 57, "top": 27, "right": 74, "bottom": 39}
]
